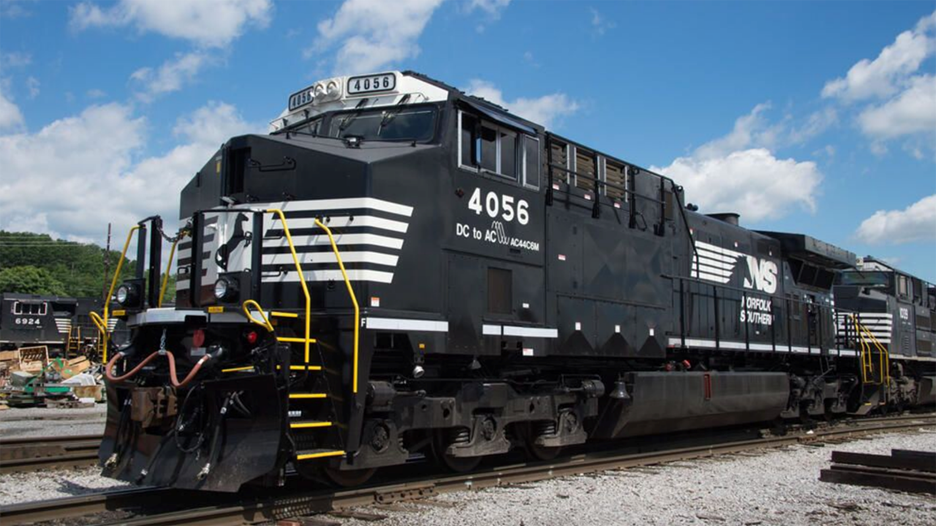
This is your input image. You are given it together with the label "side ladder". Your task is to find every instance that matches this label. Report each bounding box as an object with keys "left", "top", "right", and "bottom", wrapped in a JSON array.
[
  {"left": 242, "top": 209, "right": 360, "bottom": 463},
  {"left": 65, "top": 327, "right": 81, "bottom": 359},
  {"left": 850, "top": 314, "right": 892, "bottom": 410}
]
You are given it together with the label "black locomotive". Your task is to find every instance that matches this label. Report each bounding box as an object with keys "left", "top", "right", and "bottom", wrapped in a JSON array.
[
  {"left": 0, "top": 293, "right": 105, "bottom": 353},
  {"left": 98, "top": 71, "right": 936, "bottom": 492}
]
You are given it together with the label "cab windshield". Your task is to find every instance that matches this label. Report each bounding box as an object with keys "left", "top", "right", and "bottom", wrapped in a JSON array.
[
  {"left": 835, "top": 270, "right": 890, "bottom": 287},
  {"left": 327, "top": 106, "right": 437, "bottom": 142}
]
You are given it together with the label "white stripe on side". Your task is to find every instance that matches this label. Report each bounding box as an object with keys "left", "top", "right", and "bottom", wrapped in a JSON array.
[
  {"left": 273, "top": 215, "right": 409, "bottom": 234},
  {"left": 264, "top": 233, "right": 404, "bottom": 250},
  {"left": 667, "top": 337, "right": 826, "bottom": 355},
  {"left": 502, "top": 326, "right": 559, "bottom": 338},
  {"left": 363, "top": 317, "right": 448, "bottom": 332},
  {"left": 482, "top": 324, "right": 502, "bottom": 336},
  {"left": 265, "top": 269, "right": 395, "bottom": 284},
  {"left": 264, "top": 197, "right": 414, "bottom": 218},
  {"left": 262, "top": 251, "right": 399, "bottom": 268}
]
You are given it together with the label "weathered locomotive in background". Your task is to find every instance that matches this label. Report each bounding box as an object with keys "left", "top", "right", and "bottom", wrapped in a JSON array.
[
  {"left": 0, "top": 293, "right": 113, "bottom": 353},
  {"left": 98, "top": 71, "right": 936, "bottom": 492}
]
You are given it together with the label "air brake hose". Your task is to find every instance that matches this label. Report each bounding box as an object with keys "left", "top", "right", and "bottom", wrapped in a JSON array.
[{"left": 105, "top": 346, "right": 225, "bottom": 388}]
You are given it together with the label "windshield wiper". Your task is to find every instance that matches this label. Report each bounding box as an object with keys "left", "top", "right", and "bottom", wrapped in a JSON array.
[
  {"left": 378, "top": 94, "right": 412, "bottom": 134},
  {"left": 338, "top": 98, "right": 369, "bottom": 132}
]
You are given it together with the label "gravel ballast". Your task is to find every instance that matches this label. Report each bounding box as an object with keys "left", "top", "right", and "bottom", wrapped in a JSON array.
[
  {"left": 336, "top": 429, "right": 936, "bottom": 526},
  {"left": 0, "top": 404, "right": 107, "bottom": 438},
  {"left": 1, "top": 417, "right": 932, "bottom": 524}
]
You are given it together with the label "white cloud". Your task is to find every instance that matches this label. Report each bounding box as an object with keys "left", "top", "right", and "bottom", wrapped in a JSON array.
[
  {"left": 87, "top": 89, "right": 106, "bottom": 99},
  {"left": 0, "top": 102, "right": 255, "bottom": 244},
  {"left": 0, "top": 0, "right": 36, "bottom": 19},
  {"left": 130, "top": 52, "right": 209, "bottom": 102},
  {"left": 656, "top": 149, "right": 821, "bottom": 223},
  {"left": 692, "top": 103, "right": 781, "bottom": 159},
  {"left": 309, "top": 0, "right": 445, "bottom": 75},
  {"left": 0, "top": 88, "right": 24, "bottom": 131},
  {"left": 822, "top": 14, "right": 934, "bottom": 102},
  {"left": 25, "top": 76, "right": 39, "bottom": 99},
  {"left": 70, "top": 0, "right": 271, "bottom": 48},
  {"left": 466, "top": 0, "right": 510, "bottom": 17},
  {"left": 1, "top": 51, "right": 31, "bottom": 68},
  {"left": 855, "top": 194, "right": 936, "bottom": 245},
  {"left": 652, "top": 105, "right": 823, "bottom": 223},
  {"left": 589, "top": 7, "right": 616, "bottom": 37},
  {"left": 822, "top": 10, "right": 936, "bottom": 154},
  {"left": 466, "top": 79, "right": 580, "bottom": 129},
  {"left": 857, "top": 74, "right": 936, "bottom": 139}
]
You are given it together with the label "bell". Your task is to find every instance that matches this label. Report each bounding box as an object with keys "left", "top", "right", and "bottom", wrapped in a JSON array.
[{"left": 609, "top": 381, "right": 630, "bottom": 400}]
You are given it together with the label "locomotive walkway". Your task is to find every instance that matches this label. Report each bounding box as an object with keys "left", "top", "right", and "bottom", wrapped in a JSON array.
[{"left": 1, "top": 413, "right": 933, "bottom": 525}]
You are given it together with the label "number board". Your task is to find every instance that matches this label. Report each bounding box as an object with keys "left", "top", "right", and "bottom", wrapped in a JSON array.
[
  {"left": 348, "top": 73, "right": 395, "bottom": 95},
  {"left": 288, "top": 86, "right": 315, "bottom": 112}
]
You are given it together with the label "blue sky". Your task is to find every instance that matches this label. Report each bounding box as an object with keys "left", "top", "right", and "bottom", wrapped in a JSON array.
[{"left": 0, "top": 0, "right": 934, "bottom": 281}]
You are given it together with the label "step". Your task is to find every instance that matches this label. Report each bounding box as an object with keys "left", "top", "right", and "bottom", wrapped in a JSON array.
[
  {"left": 296, "top": 449, "right": 345, "bottom": 461},
  {"left": 277, "top": 365, "right": 323, "bottom": 371},
  {"left": 289, "top": 393, "right": 328, "bottom": 399},
  {"left": 290, "top": 420, "right": 333, "bottom": 429},
  {"left": 277, "top": 336, "right": 318, "bottom": 344}
]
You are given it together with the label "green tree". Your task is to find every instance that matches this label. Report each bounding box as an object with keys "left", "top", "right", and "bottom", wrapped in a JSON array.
[
  {"left": 0, "top": 231, "right": 137, "bottom": 299},
  {"left": 0, "top": 265, "right": 67, "bottom": 295}
]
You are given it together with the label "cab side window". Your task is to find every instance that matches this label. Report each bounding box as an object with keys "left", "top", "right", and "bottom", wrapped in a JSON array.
[
  {"left": 458, "top": 110, "right": 537, "bottom": 186},
  {"left": 898, "top": 275, "right": 911, "bottom": 299}
]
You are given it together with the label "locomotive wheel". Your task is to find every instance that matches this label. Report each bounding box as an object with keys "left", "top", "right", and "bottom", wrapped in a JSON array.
[
  {"left": 432, "top": 431, "right": 481, "bottom": 473},
  {"left": 527, "top": 441, "right": 562, "bottom": 461},
  {"left": 523, "top": 424, "right": 562, "bottom": 461},
  {"left": 323, "top": 466, "right": 376, "bottom": 487}
]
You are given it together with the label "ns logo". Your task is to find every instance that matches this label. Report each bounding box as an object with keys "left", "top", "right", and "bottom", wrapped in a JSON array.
[{"left": 742, "top": 256, "right": 778, "bottom": 295}]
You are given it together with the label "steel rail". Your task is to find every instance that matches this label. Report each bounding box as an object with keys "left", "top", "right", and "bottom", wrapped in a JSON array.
[
  {"left": 2, "top": 415, "right": 932, "bottom": 526},
  {"left": 0, "top": 434, "right": 102, "bottom": 475}
]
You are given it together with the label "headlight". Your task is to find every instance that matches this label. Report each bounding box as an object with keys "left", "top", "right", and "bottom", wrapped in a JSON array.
[
  {"left": 214, "top": 277, "right": 237, "bottom": 301},
  {"left": 326, "top": 80, "right": 340, "bottom": 100},
  {"left": 116, "top": 284, "right": 131, "bottom": 305},
  {"left": 313, "top": 83, "right": 326, "bottom": 103}
]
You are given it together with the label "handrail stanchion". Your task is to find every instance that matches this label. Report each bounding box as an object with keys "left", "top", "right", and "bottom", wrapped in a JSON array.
[
  {"left": 313, "top": 218, "right": 361, "bottom": 394},
  {"left": 267, "top": 209, "right": 312, "bottom": 364},
  {"left": 102, "top": 225, "right": 141, "bottom": 363},
  {"left": 158, "top": 234, "right": 184, "bottom": 308}
]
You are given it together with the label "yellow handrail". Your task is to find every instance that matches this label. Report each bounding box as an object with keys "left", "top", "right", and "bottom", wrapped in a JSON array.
[
  {"left": 89, "top": 311, "right": 107, "bottom": 334},
  {"left": 851, "top": 314, "right": 891, "bottom": 386},
  {"left": 242, "top": 299, "right": 274, "bottom": 333},
  {"left": 102, "top": 225, "right": 141, "bottom": 362},
  {"left": 266, "top": 209, "right": 361, "bottom": 394},
  {"left": 313, "top": 218, "right": 360, "bottom": 394},
  {"left": 158, "top": 233, "right": 185, "bottom": 308},
  {"left": 267, "top": 209, "right": 313, "bottom": 365}
]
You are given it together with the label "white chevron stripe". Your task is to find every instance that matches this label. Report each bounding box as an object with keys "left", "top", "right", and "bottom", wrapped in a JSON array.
[
  {"left": 694, "top": 262, "right": 734, "bottom": 277},
  {"left": 263, "top": 233, "right": 403, "bottom": 250},
  {"left": 695, "top": 255, "right": 736, "bottom": 270},
  {"left": 262, "top": 251, "right": 399, "bottom": 267},
  {"left": 260, "top": 197, "right": 413, "bottom": 218},
  {"left": 269, "top": 215, "right": 408, "bottom": 234},
  {"left": 264, "top": 269, "right": 394, "bottom": 283}
]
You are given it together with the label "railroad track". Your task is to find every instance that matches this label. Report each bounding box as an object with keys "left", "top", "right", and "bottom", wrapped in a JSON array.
[
  {"left": 2, "top": 413, "right": 933, "bottom": 526},
  {"left": 0, "top": 434, "right": 101, "bottom": 474}
]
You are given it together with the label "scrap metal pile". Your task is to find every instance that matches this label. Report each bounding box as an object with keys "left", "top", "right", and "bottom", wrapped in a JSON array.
[{"left": 0, "top": 346, "right": 103, "bottom": 409}]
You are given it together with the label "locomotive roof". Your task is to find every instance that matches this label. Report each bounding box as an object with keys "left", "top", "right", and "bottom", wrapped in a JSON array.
[
  {"left": 0, "top": 292, "right": 80, "bottom": 303},
  {"left": 757, "top": 231, "right": 856, "bottom": 269},
  {"left": 856, "top": 256, "right": 934, "bottom": 286}
]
